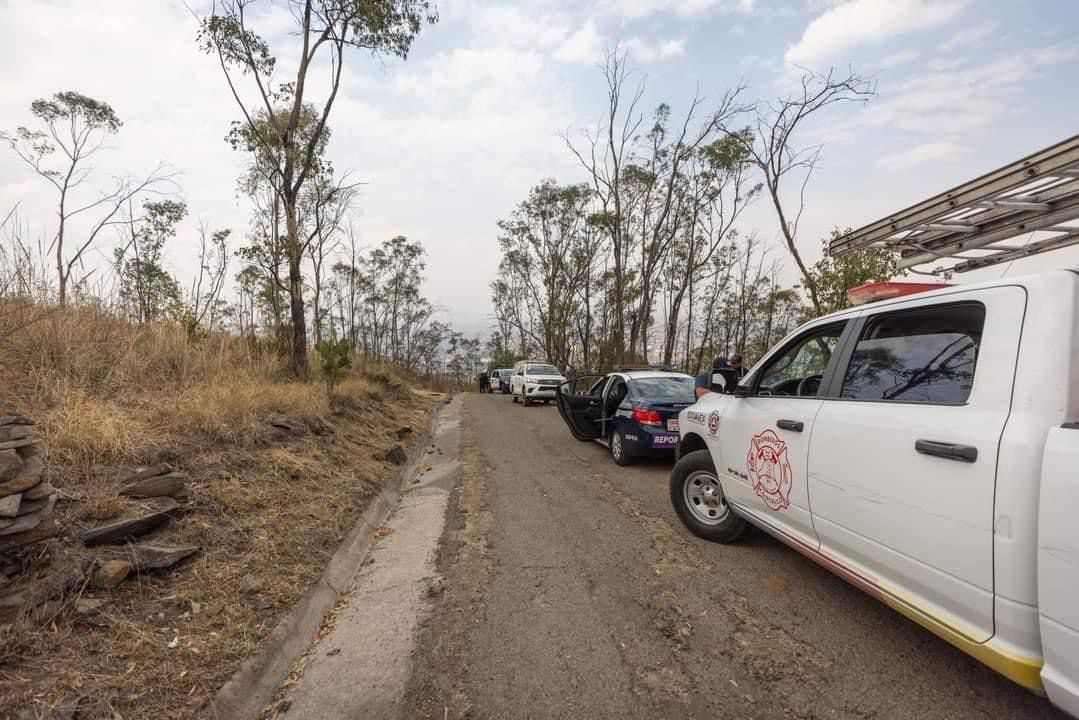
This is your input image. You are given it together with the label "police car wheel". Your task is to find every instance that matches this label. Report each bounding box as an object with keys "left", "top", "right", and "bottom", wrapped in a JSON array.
[
  {"left": 669, "top": 449, "right": 746, "bottom": 543},
  {"left": 611, "top": 430, "right": 633, "bottom": 466}
]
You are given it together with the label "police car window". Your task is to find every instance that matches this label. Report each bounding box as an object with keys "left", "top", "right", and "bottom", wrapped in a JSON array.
[
  {"left": 757, "top": 324, "right": 844, "bottom": 397},
  {"left": 632, "top": 377, "right": 696, "bottom": 402},
  {"left": 841, "top": 303, "right": 984, "bottom": 404}
]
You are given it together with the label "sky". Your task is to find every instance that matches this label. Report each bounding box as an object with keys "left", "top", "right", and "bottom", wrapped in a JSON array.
[{"left": 1, "top": 0, "right": 1078, "bottom": 337}]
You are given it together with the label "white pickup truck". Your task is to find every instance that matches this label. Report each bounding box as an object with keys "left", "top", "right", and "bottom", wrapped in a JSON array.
[{"left": 670, "top": 269, "right": 1079, "bottom": 716}]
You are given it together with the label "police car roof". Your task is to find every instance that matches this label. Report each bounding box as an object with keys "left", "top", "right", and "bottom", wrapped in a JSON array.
[{"left": 618, "top": 370, "right": 693, "bottom": 380}]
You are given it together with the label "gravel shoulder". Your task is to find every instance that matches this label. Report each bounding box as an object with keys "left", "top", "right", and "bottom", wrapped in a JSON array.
[{"left": 403, "top": 393, "right": 1062, "bottom": 720}]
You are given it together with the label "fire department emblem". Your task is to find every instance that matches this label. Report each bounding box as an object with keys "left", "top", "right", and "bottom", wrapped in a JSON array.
[
  {"left": 747, "top": 429, "right": 793, "bottom": 511},
  {"left": 707, "top": 411, "right": 720, "bottom": 435}
]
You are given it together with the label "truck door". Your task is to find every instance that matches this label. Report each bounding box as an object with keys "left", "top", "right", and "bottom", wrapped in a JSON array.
[
  {"left": 808, "top": 287, "right": 1025, "bottom": 643},
  {"left": 716, "top": 320, "right": 851, "bottom": 548}
]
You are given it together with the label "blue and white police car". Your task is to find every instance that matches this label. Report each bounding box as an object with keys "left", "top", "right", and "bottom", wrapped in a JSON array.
[{"left": 556, "top": 369, "right": 697, "bottom": 465}]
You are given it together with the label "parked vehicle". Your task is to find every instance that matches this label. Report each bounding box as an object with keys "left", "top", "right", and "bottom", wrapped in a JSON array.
[
  {"left": 669, "top": 270, "right": 1079, "bottom": 714},
  {"left": 557, "top": 370, "right": 696, "bottom": 465},
  {"left": 510, "top": 361, "right": 566, "bottom": 406},
  {"left": 493, "top": 368, "right": 513, "bottom": 393}
]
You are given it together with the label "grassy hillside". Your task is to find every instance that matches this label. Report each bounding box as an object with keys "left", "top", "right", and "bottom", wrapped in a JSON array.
[{"left": 0, "top": 300, "right": 440, "bottom": 718}]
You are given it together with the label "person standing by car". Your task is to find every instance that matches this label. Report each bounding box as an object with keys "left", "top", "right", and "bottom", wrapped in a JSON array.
[
  {"left": 731, "top": 354, "right": 746, "bottom": 379},
  {"left": 695, "top": 356, "right": 742, "bottom": 397},
  {"left": 478, "top": 372, "right": 489, "bottom": 393}
]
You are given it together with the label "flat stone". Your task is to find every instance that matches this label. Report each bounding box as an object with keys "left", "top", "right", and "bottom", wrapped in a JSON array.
[
  {"left": 0, "top": 449, "right": 22, "bottom": 482},
  {"left": 101, "top": 543, "right": 200, "bottom": 572},
  {"left": 0, "top": 437, "right": 36, "bottom": 452},
  {"left": 0, "top": 425, "right": 33, "bottom": 443},
  {"left": 121, "top": 472, "right": 188, "bottom": 499},
  {"left": 0, "top": 494, "right": 20, "bottom": 518},
  {"left": 382, "top": 445, "right": 407, "bottom": 465},
  {"left": 0, "top": 456, "right": 42, "bottom": 497},
  {"left": 91, "top": 560, "right": 131, "bottom": 589},
  {"left": 0, "top": 415, "right": 33, "bottom": 427},
  {"left": 81, "top": 497, "right": 178, "bottom": 546},
  {"left": 0, "top": 497, "right": 55, "bottom": 536},
  {"left": 22, "top": 481, "right": 54, "bottom": 501},
  {"left": 15, "top": 496, "right": 51, "bottom": 516},
  {"left": 0, "top": 514, "right": 62, "bottom": 551},
  {"left": 122, "top": 463, "right": 173, "bottom": 484}
]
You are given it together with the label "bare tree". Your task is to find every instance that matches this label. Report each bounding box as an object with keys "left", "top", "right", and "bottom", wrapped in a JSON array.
[
  {"left": 563, "top": 48, "right": 646, "bottom": 366},
  {"left": 1, "top": 92, "right": 173, "bottom": 306},
  {"left": 189, "top": 222, "right": 232, "bottom": 333},
  {"left": 725, "top": 68, "right": 875, "bottom": 313},
  {"left": 198, "top": 0, "right": 436, "bottom": 378}
]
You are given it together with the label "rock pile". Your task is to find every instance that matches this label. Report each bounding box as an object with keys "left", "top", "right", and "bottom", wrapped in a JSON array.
[{"left": 0, "top": 415, "right": 61, "bottom": 552}]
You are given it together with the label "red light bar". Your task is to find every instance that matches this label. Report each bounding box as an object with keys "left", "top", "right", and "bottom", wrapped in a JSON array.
[{"left": 847, "top": 281, "right": 951, "bottom": 306}]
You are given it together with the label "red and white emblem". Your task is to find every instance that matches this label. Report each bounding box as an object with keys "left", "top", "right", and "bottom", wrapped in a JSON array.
[
  {"left": 707, "top": 411, "right": 720, "bottom": 435},
  {"left": 746, "top": 429, "right": 793, "bottom": 511}
]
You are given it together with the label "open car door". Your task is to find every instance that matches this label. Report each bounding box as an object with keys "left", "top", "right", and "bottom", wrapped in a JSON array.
[{"left": 556, "top": 375, "right": 607, "bottom": 441}]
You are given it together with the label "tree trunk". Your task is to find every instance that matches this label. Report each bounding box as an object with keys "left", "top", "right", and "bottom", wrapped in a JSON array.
[{"left": 284, "top": 197, "right": 309, "bottom": 379}]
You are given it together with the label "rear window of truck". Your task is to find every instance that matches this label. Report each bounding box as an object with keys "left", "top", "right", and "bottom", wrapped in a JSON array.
[{"left": 840, "top": 303, "right": 985, "bottom": 404}]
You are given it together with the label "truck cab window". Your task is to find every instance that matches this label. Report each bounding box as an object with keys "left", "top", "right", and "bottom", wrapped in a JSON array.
[
  {"left": 841, "top": 303, "right": 984, "bottom": 404},
  {"left": 756, "top": 324, "right": 845, "bottom": 397}
]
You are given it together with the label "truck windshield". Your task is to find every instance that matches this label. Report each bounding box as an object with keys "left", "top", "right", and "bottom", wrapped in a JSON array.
[
  {"left": 526, "top": 365, "right": 559, "bottom": 375},
  {"left": 633, "top": 377, "right": 696, "bottom": 402}
]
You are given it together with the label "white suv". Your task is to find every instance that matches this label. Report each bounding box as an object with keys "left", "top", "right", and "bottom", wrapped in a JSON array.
[{"left": 510, "top": 361, "right": 566, "bottom": 406}]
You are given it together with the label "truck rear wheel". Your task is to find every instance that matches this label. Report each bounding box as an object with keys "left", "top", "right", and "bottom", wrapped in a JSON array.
[{"left": 670, "top": 450, "right": 746, "bottom": 543}]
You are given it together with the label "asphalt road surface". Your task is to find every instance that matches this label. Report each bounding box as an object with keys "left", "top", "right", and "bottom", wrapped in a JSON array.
[{"left": 403, "top": 392, "right": 1064, "bottom": 720}]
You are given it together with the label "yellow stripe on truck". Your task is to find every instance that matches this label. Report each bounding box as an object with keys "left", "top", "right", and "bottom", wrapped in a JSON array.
[{"left": 878, "top": 583, "right": 1044, "bottom": 692}]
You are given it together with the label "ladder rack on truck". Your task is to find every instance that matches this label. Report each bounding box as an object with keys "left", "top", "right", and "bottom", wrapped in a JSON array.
[{"left": 830, "top": 134, "right": 1079, "bottom": 275}]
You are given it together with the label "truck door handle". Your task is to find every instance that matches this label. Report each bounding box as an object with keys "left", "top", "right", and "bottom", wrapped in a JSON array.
[
  {"left": 915, "top": 439, "right": 978, "bottom": 463},
  {"left": 776, "top": 419, "right": 804, "bottom": 432}
]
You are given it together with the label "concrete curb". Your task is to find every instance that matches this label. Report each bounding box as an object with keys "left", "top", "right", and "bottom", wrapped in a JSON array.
[{"left": 206, "top": 397, "right": 450, "bottom": 720}]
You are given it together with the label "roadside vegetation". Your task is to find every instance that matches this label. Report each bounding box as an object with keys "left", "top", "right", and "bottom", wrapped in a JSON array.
[{"left": 490, "top": 51, "right": 900, "bottom": 374}]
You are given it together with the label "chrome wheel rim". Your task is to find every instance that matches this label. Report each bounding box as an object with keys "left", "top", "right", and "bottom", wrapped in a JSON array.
[{"left": 684, "top": 470, "right": 729, "bottom": 525}]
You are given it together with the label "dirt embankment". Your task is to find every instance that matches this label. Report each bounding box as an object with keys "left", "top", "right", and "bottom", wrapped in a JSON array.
[{"left": 0, "top": 302, "right": 441, "bottom": 719}]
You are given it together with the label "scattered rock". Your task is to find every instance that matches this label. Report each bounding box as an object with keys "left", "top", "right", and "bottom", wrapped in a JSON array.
[
  {"left": 0, "top": 425, "right": 33, "bottom": 443},
  {"left": 396, "top": 425, "right": 414, "bottom": 439},
  {"left": 121, "top": 472, "right": 188, "bottom": 499},
  {"left": 123, "top": 464, "right": 173, "bottom": 484},
  {"left": 382, "top": 445, "right": 407, "bottom": 465},
  {"left": 76, "top": 597, "right": 108, "bottom": 615},
  {"left": 0, "top": 493, "right": 20, "bottom": 518},
  {"left": 254, "top": 598, "right": 273, "bottom": 611},
  {"left": 326, "top": 648, "right": 341, "bottom": 657},
  {"left": 239, "top": 576, "right": 264, "bottom": 595},
  {"left": 424, "top": 575, "right": 446, "bottom": 597},
  {"left": 92, "top": 560, "right": 132, "bottom": 589},
  {"left": 81, "top": 497, "right": 179, "bottom": 546},
  {"left": 102, "top": 544, "right": 200, "bottom": 572},
  {"left": 0, "top": 457, "right": 43, "bottom": 497},
  {"left": 0, "top": 449, "right": 23, "bottom": 482},
  {"left": 0, "top": 415, "right": 33, "bottom": 427},
  {"left": 22, "top": 481, "right": 55, "bottom": 501},
  {"left": 0, "top": 496, "right": 55, "bottom": 536},
  {"left": 189, "top": 600, "right": 203, "bottom": 616}
]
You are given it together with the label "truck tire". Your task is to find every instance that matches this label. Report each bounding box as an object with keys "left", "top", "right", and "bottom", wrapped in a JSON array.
[
  {"left": 610, "top": 430, "right": 633, "bottom": 466},
  {"left": 670, "top": 450, "right": 746, "bottom": 543}
]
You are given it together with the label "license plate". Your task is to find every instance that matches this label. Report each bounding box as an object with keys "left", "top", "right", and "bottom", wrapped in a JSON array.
[{"left": 667, "top": 419, "right": 679, "bottom": 432}]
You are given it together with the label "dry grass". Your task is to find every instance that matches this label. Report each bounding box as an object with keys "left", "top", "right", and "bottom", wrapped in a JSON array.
[{"left": 0, "top": 301, "right": 441, "bottom": 719}]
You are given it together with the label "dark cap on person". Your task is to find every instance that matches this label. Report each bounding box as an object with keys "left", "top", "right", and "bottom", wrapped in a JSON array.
[{"left": 711, "top": 356, "right": 731, "bottom": 370}]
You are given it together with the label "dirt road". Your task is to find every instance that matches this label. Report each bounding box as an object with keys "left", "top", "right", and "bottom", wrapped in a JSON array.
[{"left": 403, "top": 393, "right": 1062, "bottom": 720}]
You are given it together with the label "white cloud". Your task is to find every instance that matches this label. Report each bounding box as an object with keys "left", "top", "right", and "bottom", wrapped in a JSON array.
[
  {"left": 877, "top": 141, "right": 966, "bottom": 170},
  {"left": 609, "top": 0, "right": 753, "bottom": 20},
  {"left": 785, "top": 0, "right": 968, "bottom": 68},
  {"left": 625, "top": 37, "right": 686, "bottom": 63},
  {"left": 850, "top": 43, "right": 1079, "bottom": 135},
  {"left": 941, "top": 19, "right": 998, "bottom": 51},
  {"left": 878, "top": 48, "right": 919, "bottom": 69},
  {"left": 554, "top": 19, "right": 604, "bottom": 64}
]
